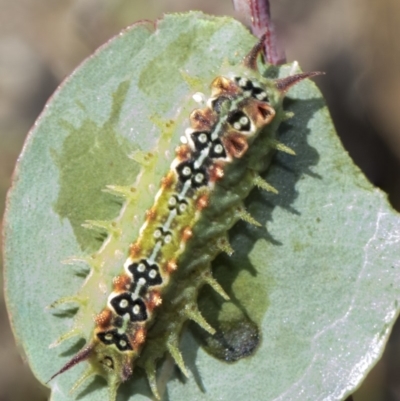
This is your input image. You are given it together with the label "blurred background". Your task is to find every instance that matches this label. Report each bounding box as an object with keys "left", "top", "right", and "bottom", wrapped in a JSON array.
[{"left": 1, "top": 0, "right": 400, "bottom": 400}]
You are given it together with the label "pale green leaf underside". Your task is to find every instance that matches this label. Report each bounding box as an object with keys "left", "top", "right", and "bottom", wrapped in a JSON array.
[{"left": 4, "top": 11, "right": 400, "bottom": 401}]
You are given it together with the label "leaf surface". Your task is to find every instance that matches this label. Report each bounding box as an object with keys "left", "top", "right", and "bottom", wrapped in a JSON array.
[{"left": 3, "top": 11, "right": 400, "bottom": 401}]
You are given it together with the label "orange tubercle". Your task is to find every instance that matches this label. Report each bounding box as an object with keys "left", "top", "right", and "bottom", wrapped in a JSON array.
[
  {"left": 113, "top": 274, "right": 132, "bottom": 292},
  {"left": 175, "top": 144, "right": 191, "bottom": 161},
  {"left": 189, "top": 108, "right": 215, "bottom": 131},
  {"left": 196, "top": 194, "right": 209, "bottom": 211},
  {"left": 132, "top": 327, "right": 146, "bottom": 348},
  {"left": 182, "top": 227, "right": 193, "bottom": 242},
  {"left": 166, "top": 259, "right": 178, "bottom": 273},
  {"left": 209, "top": 162, "right": 225, "bottom": 182},
  {"left": 161, "top": 171, "right": 175, "bottom": 189},
  {"left": 147, "top": 290, "right": 163, "bottom": 312},
  {"left": 95, "top": 308, "right": 112, "bottom": 329},
  {"left": 211, "top": 76, "right": 240, "bottom": 97},
  {"left": 222, "top": 133, "right": 248, "bottom": 159},
  {"left": 244, "top": 100, "right": 276, "bottom": 128},
  {"left": 145, "top": 207, "right": 157, "bottom": 221},
  {"left": 129, "top": 242, "right": 141, "bottom": 258}
]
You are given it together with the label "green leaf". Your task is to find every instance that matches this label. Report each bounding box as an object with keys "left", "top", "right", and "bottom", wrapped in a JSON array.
[{"left": 3, "top": 11, "right": 400, "bottom": 401}]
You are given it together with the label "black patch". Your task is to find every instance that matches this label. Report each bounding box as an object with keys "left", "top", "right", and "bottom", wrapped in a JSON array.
[
  {"left": 153, "top": 227, "right": 173, "bottom": 246},
  {"left": 235, "top": 76, "right": 269, "bottom": 102},
  {"left": 208, "top": 138, "right": 227, "bottom": 159},
  {"left": 191, "top": 131, "right": 211, "bottom": 151},
  {"left": 127, "top": 259, "right": 163, "bottom": 288},
  {"left": 168, "top": 195, "right": 189, "bottom": 215},
  {"left": 97, "top": 329, "right": 133, "bottom": 351},
  {"left": 176, "top": 160, "right": 208, "bottom": 188},
  {"left": 251, "top": 87, "right": 269, "bottom": 102},
  {"left": 235, "top": 76, "right": 253, "bottom": 91},
  {"left": 191, "top": 131, "right": 227, "bottom": 160},
  {"left": 110, "top": 292, "right": 148, "bottom": 322},
  {"left": 227, "top": 110, "right": 251, "bottom": 132}
]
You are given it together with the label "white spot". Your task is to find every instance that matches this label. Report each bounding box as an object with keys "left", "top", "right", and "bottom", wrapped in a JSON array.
[
  {"left": 182, "top": 166, "right": 191, "bottom": 176},
  {"left": 105, "top": 333, "right": 113, "bottom": 341},
  {"left": 120, "top": 340, "right": 127, "bottom": 347},
  {"left": 214, "top": 144, "right": 223, "bottom": 154},
  {"left": 154, "top": 229, "right": 162, "bottom": 239},
  {"left": 168, "top": 197, "right": 177, "bottom": 206},
  {"left": 120, "top": 299, "right": 129, "bottom": 308},
  {"left": 194, "top": 173, "right": 204, "bottom": 183},
  {"left": 149, "top": 269, "right": 157, "bottom": 279},
  {"left": 164, "top": 234, "right": 172, "bottom": 244},
  {"left": 233, "top": 122, "right": 241, "bottom": 130},
  {"left": 138, "top": 263, "right": 146, "bottom": 272},
  {"left": 138, "top": 277, "right": 146, "bottom": 286},
  {"left": 179, "top": 203, "right": 187, "bottom": 213},
  {"left": 199, "top": 133, "right": 208, "bottom": 143},
  {"left": 240, "top": 116, "right": 249, "bottom": 125},
  {"left": 256, "top": 92, "right": 267, "bottom": 100},
  {"left": 192, "top": 92, "right": 206, "bottom": 103},
  {"left": 239, "top": 78, "right": 247, "bottom": 87},
  {"left": 180, "top": 135, "right": 188, "bottom": 144},
  {"left": 133, "top": 305, "right": 140, "bottom": 314}
]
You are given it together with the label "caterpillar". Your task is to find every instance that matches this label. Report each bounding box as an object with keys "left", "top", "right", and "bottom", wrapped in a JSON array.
[{"left": 48, "top": 32, "right": 322, "bottom": 401}]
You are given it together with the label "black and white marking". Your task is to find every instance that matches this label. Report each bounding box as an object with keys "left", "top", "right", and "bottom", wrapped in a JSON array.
[
  {"left": 234, "top": 76, "right": 269, "bottom": 102},
  {"left": 168, "top": 195, "right": 188, "bottom": 215},
  {"left": 110, "top": 293, "right": 148, "bottom": 322},
  {"left": 127, "top": 259, "right": 163, "bottom": 289},
  {"left": 176, "top": 160, "right": 208, "bottom": 188},
  {"left": 227, "top": 110, "right": 251, "bottom": 132},
  {"left": 97, "top": 329, "right": 133, "bottom": 351}
]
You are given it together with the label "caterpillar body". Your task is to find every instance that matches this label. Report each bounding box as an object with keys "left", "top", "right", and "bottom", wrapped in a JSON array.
[{"left": 48, "top": 33, "right": 321, "bottom": 401}]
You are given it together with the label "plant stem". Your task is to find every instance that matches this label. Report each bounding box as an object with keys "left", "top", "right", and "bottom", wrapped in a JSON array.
[{"left": 232, "top": 0, "right": 286, "bottom": 65}]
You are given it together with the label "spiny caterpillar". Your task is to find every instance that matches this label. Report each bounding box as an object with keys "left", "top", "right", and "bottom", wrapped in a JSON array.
[{"left": 48, "top": 34, "right": 322, "bottom": 400}]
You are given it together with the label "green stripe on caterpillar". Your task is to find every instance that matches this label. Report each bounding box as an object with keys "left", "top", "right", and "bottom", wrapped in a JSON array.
[{"left": 48, "top": 32, "right": 322, "bottom": 401}]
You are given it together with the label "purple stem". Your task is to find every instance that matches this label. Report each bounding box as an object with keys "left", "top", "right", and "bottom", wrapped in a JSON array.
[{"left": 232, "top": 0, "right": 286, "bottom": 65}]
